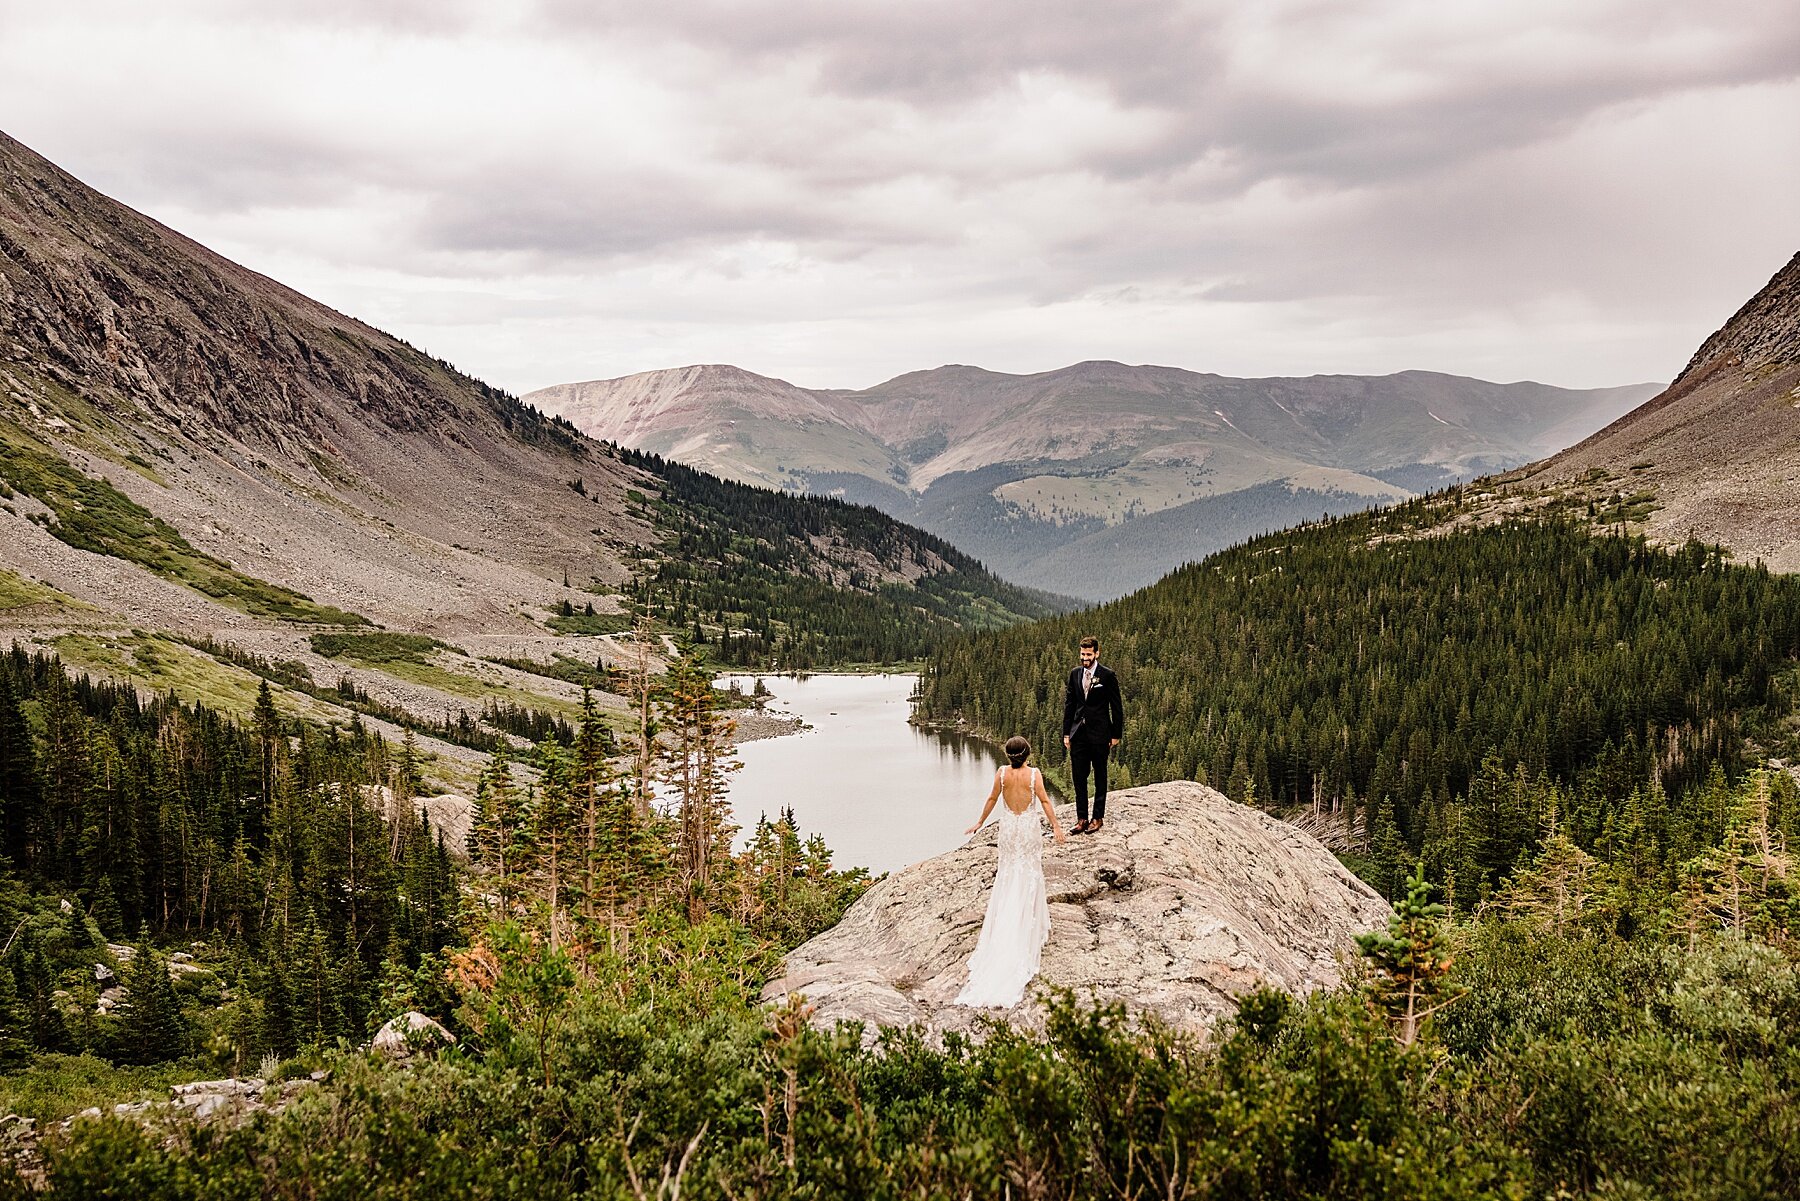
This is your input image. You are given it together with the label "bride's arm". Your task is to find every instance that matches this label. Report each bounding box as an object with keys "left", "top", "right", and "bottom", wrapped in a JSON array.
[
  {"left": 1035, "top": 771, "right": 1067, "bottom": 843},
  {"left": 965, "top": 770, "right": 1003, "bottom": 835}
]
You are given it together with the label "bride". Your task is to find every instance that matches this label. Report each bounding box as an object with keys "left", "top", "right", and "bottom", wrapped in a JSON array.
[{"left": 956, "top": 735, "right": 1068, "bottom": 1008}]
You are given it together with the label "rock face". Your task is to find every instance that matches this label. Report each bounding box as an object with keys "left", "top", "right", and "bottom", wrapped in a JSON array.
[{"left": 762, "top": 781, "right": 1389, "bottom": 1038}]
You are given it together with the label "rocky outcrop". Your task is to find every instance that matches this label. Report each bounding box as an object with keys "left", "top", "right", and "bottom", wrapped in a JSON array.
[
  {"left": 371, "top": 1011, "right": 457, "bottom": 1059},
  {"left": 762, "top": 781, "right": 1389, "bottom": 1038},
  {"left": 2, "top": 1073, "right": 328, "bottom": 1184}
]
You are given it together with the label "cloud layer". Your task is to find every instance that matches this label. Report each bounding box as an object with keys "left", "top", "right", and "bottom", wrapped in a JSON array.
[{"left": 3, "top": 0, "right": 1795, "bottom": 391}]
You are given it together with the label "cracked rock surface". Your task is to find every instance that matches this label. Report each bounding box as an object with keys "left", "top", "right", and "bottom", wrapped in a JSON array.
[{"left": 763, "top": 780, "right": 1390, "bottom": 1039}]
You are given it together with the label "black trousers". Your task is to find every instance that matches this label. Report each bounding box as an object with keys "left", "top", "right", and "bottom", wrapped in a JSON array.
[{"left": 1070, "top": 739, "right": 1111, "bottom": 823}]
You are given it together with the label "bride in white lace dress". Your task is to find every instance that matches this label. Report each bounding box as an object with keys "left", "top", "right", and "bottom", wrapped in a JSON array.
[{"left": 956, "top": 736, "right": 1068, "bottom": 1008}]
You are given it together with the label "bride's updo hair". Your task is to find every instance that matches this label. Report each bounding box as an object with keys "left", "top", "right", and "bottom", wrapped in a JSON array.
[{"left": 1004, "top": 736, "right": 1030, "bottom": 767}]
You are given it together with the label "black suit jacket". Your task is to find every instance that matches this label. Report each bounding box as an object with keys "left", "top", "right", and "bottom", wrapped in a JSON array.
[{"left": 1063, "top": 664, "right": 1124, "bottom": 747}]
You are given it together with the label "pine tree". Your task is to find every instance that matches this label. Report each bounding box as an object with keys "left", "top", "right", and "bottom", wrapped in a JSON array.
[
  {"left": 571, "top": 690, "right": 615, "bottom": 929},
  {"left": 0, "top": 964, "right": 33, "bottom": 1067},
  {"left": 89, "top": 876, "right": 123, "bottom": 939},
  {"left": 115, "top": 935, "right": 191, "bottom": 1064},
  {"left": 1489, "top": 830, "right": 1605, "bottom": 936},
  {"left": 661, "top": 653, "right": 740, "bottom": 921},
  {"left": 1678, "top": 770, "right": 1797, "bottom": 943},
  {"left": 257, "top": 958, "right": 298, "bottom": 1057},
  {"left": 0, "top": 669, "right": 37, "bottom": 867},
  {"left": 470, "top": 755, "right": 526, "bottom": 914},
  {"left": 623, "top": 615, "right": 663, "bottom": 818},
  {"left": 527, "top": 741, "right": 580, "bottom": 948},
  {"left": 253, "top": 679, "right": 283, "bottom": 814},
  {"left": 1356, "top": 864, "right": 1464, "bottom": 1046}
]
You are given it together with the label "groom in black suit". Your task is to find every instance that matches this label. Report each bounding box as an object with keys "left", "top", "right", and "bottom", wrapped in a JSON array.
[{"left": 1062, "top": 635, "right": 1124, "bottom": 834}]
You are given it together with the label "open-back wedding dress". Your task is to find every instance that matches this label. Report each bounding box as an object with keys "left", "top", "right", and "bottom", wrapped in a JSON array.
[{"left": 955, "top": 765, "right": 1051, "bottom": 1008}]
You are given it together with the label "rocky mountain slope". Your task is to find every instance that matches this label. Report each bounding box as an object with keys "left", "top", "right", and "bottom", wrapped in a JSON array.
[
  {"left": 0, "top": 129, "right": 1054, "bottom": 775},
  {"left": 762, "top": 780, "right": 1390, "bottom": 1039},
  {"left": 531, "top": 362, "right": 1658, "bottom": 599},
  {"left": 1504, "top": 251, "right": 1800, "bottom": 571}
]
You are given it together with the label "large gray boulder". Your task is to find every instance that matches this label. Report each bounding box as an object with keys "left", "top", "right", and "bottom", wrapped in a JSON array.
[
  {"left": 763, "top": 781, "right": 1389, "bottom": 1038},
  {"left": 371, "top": 1010, "right": 457, "bottom": 1058}
]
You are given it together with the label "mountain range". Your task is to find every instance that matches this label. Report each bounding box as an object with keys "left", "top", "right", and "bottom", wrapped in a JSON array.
[{"left": 528, "top": 362, "right": 1660, "bottom": 599}]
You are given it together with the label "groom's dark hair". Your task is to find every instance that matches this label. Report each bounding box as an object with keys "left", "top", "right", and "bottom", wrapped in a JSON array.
[
  {"left": 1079, "top": 635, "right": 1099, "bottom": 652},
  {"left": 1004, "top": 736, "right": 1030, "bottom": 767}
]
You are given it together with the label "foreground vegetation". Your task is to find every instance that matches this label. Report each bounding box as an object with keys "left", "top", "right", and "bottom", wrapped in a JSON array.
[{"left": 5, "top": 798, "right": 1797, "bottom": 1198}]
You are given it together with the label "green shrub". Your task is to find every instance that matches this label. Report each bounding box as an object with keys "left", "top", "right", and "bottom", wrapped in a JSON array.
[{"left": 308, "top": 632, "right": 444, "bottom": 663}]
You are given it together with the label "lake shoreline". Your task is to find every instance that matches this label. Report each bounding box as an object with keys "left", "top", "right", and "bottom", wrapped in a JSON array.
[{"left": 710, "top": 672, "right": 1011, "bottom": 874}]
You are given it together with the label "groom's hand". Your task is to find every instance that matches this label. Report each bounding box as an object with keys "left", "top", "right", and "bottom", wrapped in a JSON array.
[
  {"left": 1110, "top": 738, "right": 1120, "bottom": 748},
  {"left": 1062, "top": 735, "right": 1071, "bottom": 749}
]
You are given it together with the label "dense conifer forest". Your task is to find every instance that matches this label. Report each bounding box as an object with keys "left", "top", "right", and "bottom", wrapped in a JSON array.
[
  {"left": 0, "top": 646, "right": 460, "bottom": 1067},
  {"left": 619, "top": 448, "right": 1071, "bottom": 668},
  {"left": 919, "top": 503, "right": 1800, "bottom": 901}
]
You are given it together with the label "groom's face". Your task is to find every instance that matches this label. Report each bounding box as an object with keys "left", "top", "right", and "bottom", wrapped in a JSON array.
[{"left": 1078, "top": 645, "right": 1098, "bottom": 668}]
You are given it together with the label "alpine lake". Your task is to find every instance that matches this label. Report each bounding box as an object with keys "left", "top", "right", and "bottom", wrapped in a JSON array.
[{"left": 716, "top": 672, "right": 1062, "bottom": 876}]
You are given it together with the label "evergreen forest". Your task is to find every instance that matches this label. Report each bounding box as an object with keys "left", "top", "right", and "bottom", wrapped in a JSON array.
[
  {"left": 619, "top": 447, "right": 1072, "bottom": 668},
  {"left": 0, "top": 646, "right": 460, "bottom": 1068},
  {"left": 919, "top": 503, "right": 1800, "bottom": 903}
]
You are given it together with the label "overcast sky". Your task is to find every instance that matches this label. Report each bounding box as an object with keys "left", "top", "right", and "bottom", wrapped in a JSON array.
[{"left": 3, "top": 1, "right": 1796, "bottom": 393}]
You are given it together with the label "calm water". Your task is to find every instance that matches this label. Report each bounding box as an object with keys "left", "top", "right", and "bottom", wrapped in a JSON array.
[{"left": 718, "top": 673, "right": 1054, "bottom": 875}]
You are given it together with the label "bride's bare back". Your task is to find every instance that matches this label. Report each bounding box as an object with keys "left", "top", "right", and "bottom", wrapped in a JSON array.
[
  {"left": 969, "top": 761, "right": 1065, "bottom": 835},
  {"left": 1000, "top": 764, "right": 1045, "bottom": 814}
]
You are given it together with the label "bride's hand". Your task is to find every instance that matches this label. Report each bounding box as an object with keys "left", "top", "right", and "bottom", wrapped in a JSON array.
[
  {"left": 1052, "top": 828, "right": 1068, "bottom": 844},
  {"left": 964, "top": 823, "right": 981, "bottom": 835}
]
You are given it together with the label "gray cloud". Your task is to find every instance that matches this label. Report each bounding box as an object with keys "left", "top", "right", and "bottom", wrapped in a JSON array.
[
  {"left": 534, "top": 0, "right": 1224, "bottom": 106},
  {"left": 0, "top": 0, "right": 1793, "bottom": 393}
]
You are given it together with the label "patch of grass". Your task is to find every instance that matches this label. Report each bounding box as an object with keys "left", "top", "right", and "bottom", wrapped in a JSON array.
[
  {"left": 314, "top": 633, "right": 583, "bottom": 718},
  {"left": 0, "top": 1053, "right": 215, "bottom": 1124},
  {"left": 0, "top": 426, "right": 369, "bottom": 626},
  {"left": 1592, "top": 488, "right": 1660, "bottom": 527},
  {"left": 54, "top": 634, "right": 331, "bottom": 722},
  {"left": 486, "top": 653, "right": 608, "bottom": 689},
  {"left": 374, "top": 656, "right": 582, "bottom": 718},
  {"left": 310, "top": 631, "right": 445, "bottom": 664},
  {"left": 0, "top": 568, "right": 82, "bottom": 613}
]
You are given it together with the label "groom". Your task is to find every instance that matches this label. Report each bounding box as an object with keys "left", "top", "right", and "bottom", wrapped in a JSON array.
[{"left": 1062, "top": 635, "right": 1123, "bottom": 834}]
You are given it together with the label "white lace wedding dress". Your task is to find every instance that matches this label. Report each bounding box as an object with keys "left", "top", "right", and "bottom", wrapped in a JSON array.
[{"left": 955, "top": 766, "right": 1051, "bottom": 1008}]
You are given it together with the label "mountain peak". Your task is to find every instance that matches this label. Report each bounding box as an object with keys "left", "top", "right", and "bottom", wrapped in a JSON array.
[
  {"left": 1516, "top": 250, "right": 1800, "bottom": 572},
  {"left": 1676, "top": 251, "right": 1800, "bottom": 386}
]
